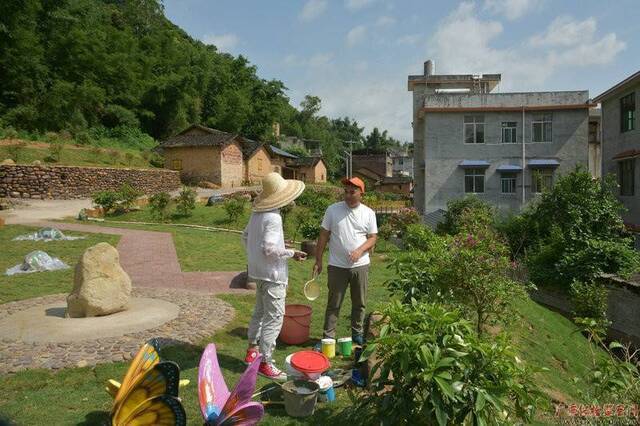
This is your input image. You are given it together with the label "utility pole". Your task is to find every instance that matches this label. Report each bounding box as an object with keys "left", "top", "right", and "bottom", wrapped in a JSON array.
[
  {"left": 343, "top": 150, "right": 352, "bottom": 178},
  {"left": 345, "top": 140, "right": 356, "bottom": 178}
]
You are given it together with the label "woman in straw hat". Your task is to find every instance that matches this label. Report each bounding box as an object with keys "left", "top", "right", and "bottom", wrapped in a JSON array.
[{"left": 242, "top": 172, "right": 307, "bottom": 381}]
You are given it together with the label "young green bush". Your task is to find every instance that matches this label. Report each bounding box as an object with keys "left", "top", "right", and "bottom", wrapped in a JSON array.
[
  {"left": 223, "top": 197, "right": 246, "bottom": 223},
  {"left": 348, "top": 300, "right": 543, "bottom": 425},
  {"left": 92, "top": 191, "right": 119, "bottom": 214},
  {"left": 296, "top": 187, "right": 334, "bottom": 212},
  {"left": 2, "top": 126, "right": 18, "bottom": 140},
  {"left": 74, "top": 131, "right": 91, "bottom": 145},
  {"left": 299, "top": 220, "right": 321, "bottom": 241},
  {"left": 175, "top": 186, "right": 197, "bottom": 217},
  {"left": 149, "top": 192, "right": 172, "bottom": 221},
  {"left": 378, "top": 207, "right": 421, "bottom": 240},
  {"left": 437, "top": 196, "right": 495, "bottom": 236},
  {"left": 148, "top": 152, "right": 164, "bottom": 168},
  {"left": 47, "top": 141, "right": 64, "bottom": 162},
  {"left": 117, "top": 183, "right": 142, "bottom": 211},
  {"left": 124, "top": 151, "right": 135, "bottom": 166}
]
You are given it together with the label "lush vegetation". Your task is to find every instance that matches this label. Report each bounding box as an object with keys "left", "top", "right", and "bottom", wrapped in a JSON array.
[
  {"left": 349, "top": 301, "right": 543, "bottom": 425},
  {"left": 0, "top": 0, "right": 406, "bottom": 177},
  {"left": 91, "top": 183, "right": 142, "bottom": 215}
]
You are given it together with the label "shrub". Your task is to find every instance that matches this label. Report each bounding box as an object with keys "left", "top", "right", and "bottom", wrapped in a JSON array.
[
  {"left": 300, "top": 220, "right": 321, "bottom": 241},
  {"left": 378, "top": 207, "right": 421, "bottom": 240},
  {"left": 437, "top": 196, "right": 495, "bottom": 235},
  {"left": 44, "top": 131, "right": 59, "bottom": 144},
  {"left": 75, "top": 131, "right": 91, "bottom": 145},
  {"left": 149, "top": 192, "right": 172, "bottom": 221},
  {"left": 6, "top": 141, "right": 26, "bottom": 163},
  {"left": 525, "top": 168, "right": 640, "bottom": 287},
  {"left": 117, "top": 182, "right": 142, "bottom": 211},
  {"left": 47, "top": 141, "right": 64, "bottom": 162},
  {"left": 296, "top": 187, "right": 334, "bottom": 212},
  {"left": 148, "top": 151, "right": 164, "bottom": 168},
  {"left": 223, "top": 197, "right": 246, "bottom": 223},
  {"left": 495, "top": 213, "right": 534, "bottom": 259},
  {"left": 92, "top": 190, "right": 119, "bottom": 213},
  {"left": 403, "top": 223, "right": 441, "bottom": 251},
  {"left": 348, "top": 300, "right": 543, "bottom": 425},
  {"left": 2, "top": 126, "right": 18, "bottom": 140},
  {"left": 570, "top": 280, "right": 610, "bottom": 331},
  {"left": 175, "top": 186, "right": 197, "bottom": 217},
  {"left": 124, "top": 151, "right": 135, "bottom": 166},
  {"left": 58, "top": 129, "right": 72, "bottom": 141},
  {"left": 388, "top": 219, "right": 529, "bottom": 334}
]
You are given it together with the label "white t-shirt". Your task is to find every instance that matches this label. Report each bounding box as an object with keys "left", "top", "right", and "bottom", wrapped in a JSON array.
[{"left": 321, "top": 201, "right": 378, "bottom": 269}]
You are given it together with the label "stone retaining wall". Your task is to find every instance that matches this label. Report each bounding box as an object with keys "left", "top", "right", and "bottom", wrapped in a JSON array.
[
  {"left": 531, "top": 279, "right": 640, "bottom": 347},
  {"left": 0, "top": 164, "right": 180, "bottom": 199}
]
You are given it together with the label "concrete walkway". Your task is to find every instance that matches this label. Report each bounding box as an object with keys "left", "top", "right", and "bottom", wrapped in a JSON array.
[{"left": 36, "top": 221, "right": 252, "bottom": 295}]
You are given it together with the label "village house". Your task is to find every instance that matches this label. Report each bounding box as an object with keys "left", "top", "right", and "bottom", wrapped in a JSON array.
[
  {"left": 408, "top": 60, "right": 591, "bottom": 217},
  {"left": 240, "top": 138, "right": 272, "bottom": 184},
  {"left": 160, "top": 124, "right": 244, "bottom": 188},
  {"left": 351, "top": 149, "right": 393, "bottom": 179},
  {"left": 593, "top": 70, "right": 640, "bottom": 228},
  {"left": 286, "top": 157, "right": 327, "bottom": 183}
]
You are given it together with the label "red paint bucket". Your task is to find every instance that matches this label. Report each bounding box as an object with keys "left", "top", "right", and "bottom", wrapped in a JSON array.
[{"left": 279, "top": 304, "right": 312, "bottom": 345}]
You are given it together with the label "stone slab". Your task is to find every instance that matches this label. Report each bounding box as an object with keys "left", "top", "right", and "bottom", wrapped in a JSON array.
[{"left": 0, "top": 297, "right": 179, "bottom": 343}]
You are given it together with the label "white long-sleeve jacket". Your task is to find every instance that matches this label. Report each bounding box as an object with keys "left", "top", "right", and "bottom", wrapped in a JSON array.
[{"left": 242, "top": 210, "right": 294, "bottom": 285}]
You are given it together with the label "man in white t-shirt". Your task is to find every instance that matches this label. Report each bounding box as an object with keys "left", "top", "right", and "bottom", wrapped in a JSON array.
[{"left": 313, "top": 177, "right": 378, "bottom": 346}]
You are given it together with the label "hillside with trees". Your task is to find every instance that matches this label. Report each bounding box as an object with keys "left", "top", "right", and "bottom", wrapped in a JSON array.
[{"left": 0, "top": 0, "right": 404, "bottom": 177}]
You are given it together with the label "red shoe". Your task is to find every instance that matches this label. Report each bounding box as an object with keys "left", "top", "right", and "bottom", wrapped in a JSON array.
[
  {"left": 244, "top": 347, "right": 260, "bottom": 365},
  {"left": 258, "top": 362, "right": 287, "bottom": 381}
]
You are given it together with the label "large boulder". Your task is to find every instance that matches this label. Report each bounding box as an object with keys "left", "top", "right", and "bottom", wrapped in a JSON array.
[{"left": 66, "top": 242, "right": 131, "bottom": 317}]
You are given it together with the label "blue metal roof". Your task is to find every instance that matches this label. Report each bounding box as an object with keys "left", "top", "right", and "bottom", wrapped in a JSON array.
[
  {"left": 269, "top": 144, "right": 298, "bottom": 159},
  {"left": 459, "top": 160, "right": 490, "bottom": 168},
  {"left": 528, "top": 159, "right": 559, "bottom": 167},
  {"left": 496, "top": 164, "right": 522, "bottom": 172}
]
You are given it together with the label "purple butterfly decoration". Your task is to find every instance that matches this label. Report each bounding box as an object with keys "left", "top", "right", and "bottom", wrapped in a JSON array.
[{"left": 198, "top": 343, "right": 265, "bottom": 426}]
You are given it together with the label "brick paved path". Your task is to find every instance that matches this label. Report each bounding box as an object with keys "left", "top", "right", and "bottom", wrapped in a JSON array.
[{"left": 37, "top": 221, "right": 252, "bottom": 295}]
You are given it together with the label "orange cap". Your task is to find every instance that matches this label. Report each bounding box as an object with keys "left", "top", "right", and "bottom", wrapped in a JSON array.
[{"left": 341, "top": 176, "right": 365, "bottom": 193}]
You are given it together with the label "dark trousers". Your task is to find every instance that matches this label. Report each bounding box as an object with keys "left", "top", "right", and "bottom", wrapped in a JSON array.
[{"left": 322, "top": 264, "right": 369, "bottom": 339}]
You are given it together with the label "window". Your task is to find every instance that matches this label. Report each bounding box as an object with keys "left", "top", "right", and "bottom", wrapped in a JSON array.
[
  {"left": 619, "top": 159, "right": 635, "bottom": 196},
  {"left": 464, "top": 168, "right": 485, "bottom": 193},
  {"left": 621, "top": 93, "right": 635, "bottom": 133},
  {"left": 464, "top": 115, "right": 485, "bottom": 144},
  {"left": 501, "top": 122, "right": 517, "bottom": 143},
  {"left": 532, "top": 169, "right": 553, "bottom": 193},
  {"left": 257, "top": 157, "right": 263, "bottom": 171},
  {"left": 532, "top": 114, "right": 552, "bottom": 142},
  {"left": 171, "top": 159, "right": 182, "bottom": 171},
  {"left": 500, "top": 173, "right": 517, "bottom": 194}
]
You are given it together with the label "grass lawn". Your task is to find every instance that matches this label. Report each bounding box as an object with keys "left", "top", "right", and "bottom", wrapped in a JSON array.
[
  {"left": 0, "top": 218, "right": 606, "bottom": 425},
  {"left": 0, "top": 225, "right": 120, "bottom": 304}
]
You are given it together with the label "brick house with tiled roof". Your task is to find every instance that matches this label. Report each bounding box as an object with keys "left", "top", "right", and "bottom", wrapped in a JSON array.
[
  {"left": 241, "top": 138, "right": 273, "bottom": 184},
  {"left": 160, "top": 124, "right": 244, "bottom": 188},
  {"left": 286, "top": 157, "right": 327, "bottom": 183}
]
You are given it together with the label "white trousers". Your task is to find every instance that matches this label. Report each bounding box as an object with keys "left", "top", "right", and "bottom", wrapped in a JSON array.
[{"left": 247, "top": 280, "right": 286, "bottom": 363}]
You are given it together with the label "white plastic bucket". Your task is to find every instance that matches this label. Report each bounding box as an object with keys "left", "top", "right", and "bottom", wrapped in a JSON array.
[{"left": 285, "top": 354, "right": 305, "bottom": 379}]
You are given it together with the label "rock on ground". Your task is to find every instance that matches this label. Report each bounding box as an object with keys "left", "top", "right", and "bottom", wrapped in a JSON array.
[{"left": 66, "top": 242, "right": 132, "bottom": 317}]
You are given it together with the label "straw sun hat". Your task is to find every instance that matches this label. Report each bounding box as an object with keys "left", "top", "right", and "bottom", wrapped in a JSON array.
[{"left": 252, "top": 172, "right": 305, "bottom": 212}]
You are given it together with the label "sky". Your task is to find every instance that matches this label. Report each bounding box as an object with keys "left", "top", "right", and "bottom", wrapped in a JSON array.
[{"left": 163, "top": 0, "right": 640, "bottom": 142}]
